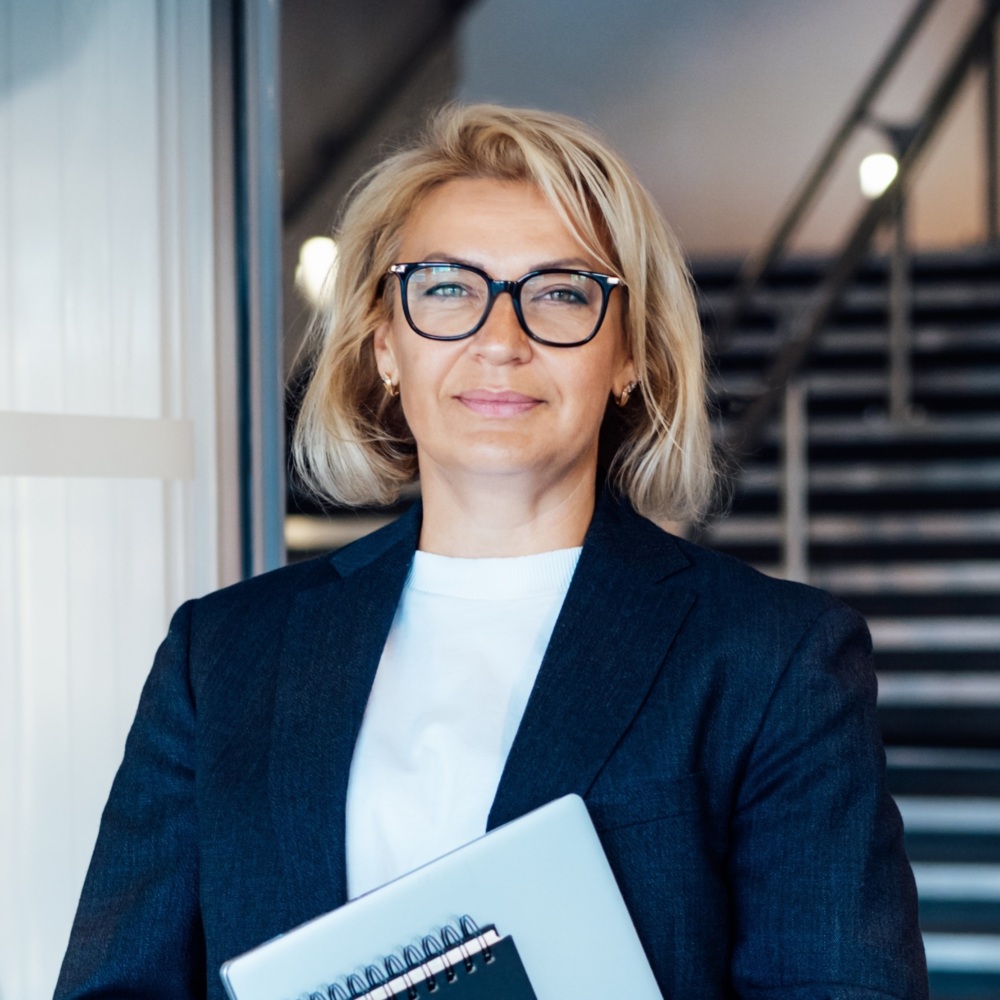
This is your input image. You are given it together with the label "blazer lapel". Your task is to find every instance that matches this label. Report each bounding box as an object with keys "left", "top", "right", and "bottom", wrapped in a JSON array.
[
  {"left": 267, "top": 494, "right": 694, "bottom": 918},
  {"left": 269, "top": 503, "right": 421, "bottom": 923},
  {"left": 488, "top": 495, "right": 696, "bottom": 829}
]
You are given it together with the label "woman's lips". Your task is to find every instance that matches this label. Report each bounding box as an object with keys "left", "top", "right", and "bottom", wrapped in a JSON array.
[{"left": 456, "top": 390, "right": 541, "bottom": 416}]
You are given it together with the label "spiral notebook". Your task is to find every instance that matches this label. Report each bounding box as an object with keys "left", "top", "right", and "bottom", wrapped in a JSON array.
[
  {"left": 219, "top": 794, "right": 664, "bottom": 1000},
  {"left": 284, "top": 915, "right": 537, "bottom": 1000}
]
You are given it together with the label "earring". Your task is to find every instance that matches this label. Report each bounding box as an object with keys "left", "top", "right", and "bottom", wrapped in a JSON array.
[
  {"left": 615, "top": 380, "right": 639, "bottom": 408},
  {"left": 381, "top": 372, "right": 399, "bottom": 398}
]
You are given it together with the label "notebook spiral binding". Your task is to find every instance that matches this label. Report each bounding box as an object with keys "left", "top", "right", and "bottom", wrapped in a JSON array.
[{"left": 304, "top": 915, "right": 497, "bottom": 1000}]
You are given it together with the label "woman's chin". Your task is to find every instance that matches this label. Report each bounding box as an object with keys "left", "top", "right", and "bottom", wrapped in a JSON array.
[{"left": 421, "top": 440, "right": 594, "bottom": 492}]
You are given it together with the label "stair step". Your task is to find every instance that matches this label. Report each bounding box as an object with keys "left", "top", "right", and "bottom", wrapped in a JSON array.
[
  {"left": 757, "top": 414, "right": 1000, "bottom": 444},
  {"left": 882, "top": 722, "right": 999, "bottom": 764},
  {"left": 693, "top": 246, "right": 1000, "bottom": 284},
  {"left": 906, "top": 832, "right": 1000, "bottom": 864},
  {"left": 915, "top": 864, "right": 1000, "bottom": 901},
  {"left": 916, "top": 866, "right": 1000, "bottom": 936},
  {"left": 897, "top": 798, "right": 1000, "bottom": 833},
  {"left": 903, "top": 788, "right": 1000, "bottom": 858},
  {"left": 850, "top": 595, "right": 1000, "bottom": 619},
  {"left": 743, "top": 562, "right": 1000, "bottom": 593},
  {"left": 924, "top": 933, "right": 1000, "bottom": 1000},
  {"left": 888, "top": 747, "right": 1000, "bottom": 768},
  {"left": 878, "top": 675, "right": 1000, "bottom": 707},
  {"left": 869, "top": 618, "right": 1000, "bottom": 651},
  {"left": 718, "top": 368, "right": 1000, "bottom": 399},
  {"left": 707, "top": 512, "right": 1000, "bottom": 544},
  {"left": 821, "top": 562, "right": 1000, "bottom": 592},
  {"left": 876, "top": 652, "right": 1000, "bottom": 675},
  {"left": 718, "top": 557, "right": 1000, "bottom": 584},
  {"left": 922, "top": 911, "right": 1000, "bottom": 944},
  {"left": 717, "top": 324, "right": 1000, "bottom": 357},
  {"left": 700, "top": 281, "right": 1000, "bottom": 314},
  {"left": 887, "top": 747, "right": 1000, "bottom": 797},
  {"left": 923, "top": 932, "right": 1000, "bottom": 972},
  {"left": 739, "top": 460, "right": 1000, "bottom": 493},
  {"left": 881, "top": 708, "right": 1000, "bottom": 751}
]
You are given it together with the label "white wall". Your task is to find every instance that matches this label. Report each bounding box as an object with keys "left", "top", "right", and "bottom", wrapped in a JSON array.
[{"left": 0, "top": 2, "right": 237, "bottom": 996}]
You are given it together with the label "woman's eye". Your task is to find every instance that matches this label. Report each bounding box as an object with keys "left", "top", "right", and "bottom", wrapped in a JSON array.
[
  {"left": 537, "top": 285, "right": 590, "bottom": 306},
  {"left": 425, "top": 282, "right": 469, "bottom": 298}
]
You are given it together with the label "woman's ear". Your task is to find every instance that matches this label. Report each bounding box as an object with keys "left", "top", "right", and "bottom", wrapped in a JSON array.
[
  {"left": 373, "top": 319, "right": 398, "bottom": 381},
  {"left": 613, "top": 356, "right": 638, "bottom": 399}
]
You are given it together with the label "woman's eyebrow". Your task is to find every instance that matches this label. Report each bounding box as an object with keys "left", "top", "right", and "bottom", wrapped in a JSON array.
[
  {"left": 535, "top": 257, "right": 595, "bottom": 270},
  {"left": 417, "top": 253, "right": 483, "bottom": 268},
  {"left": 415, "top": 253, "right": 597, "bottom": 272}
]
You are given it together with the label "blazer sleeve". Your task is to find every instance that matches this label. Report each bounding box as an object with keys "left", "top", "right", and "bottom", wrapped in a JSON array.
[
  {"left": 728, "top": 602, "right": 928, "bottom": 1000},
  {"left": 53, "top": 601, "right": 206, "bottom": 1000}
]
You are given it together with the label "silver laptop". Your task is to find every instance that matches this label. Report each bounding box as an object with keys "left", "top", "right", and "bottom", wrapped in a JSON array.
[{"left": 220, "top": 794, "right": 664, "bottom": 1000}]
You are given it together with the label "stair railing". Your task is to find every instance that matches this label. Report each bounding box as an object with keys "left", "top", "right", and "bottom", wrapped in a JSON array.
[
  {"left": 714, "top": 0, "right": 938, "bottom": 354},
  {"left": 781, "top": 379, "right": 809, "bottom": 583},
  {"left": 728, "top": 0, "right": 1000, "bottom": 462},
  {"left": 716, "top": 0, "right": 1000, "bottom": 577}
]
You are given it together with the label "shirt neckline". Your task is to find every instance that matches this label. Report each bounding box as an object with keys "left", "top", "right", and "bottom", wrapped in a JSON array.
[{"left": 407, "top": 547, "right": 582, "bottom": 599}]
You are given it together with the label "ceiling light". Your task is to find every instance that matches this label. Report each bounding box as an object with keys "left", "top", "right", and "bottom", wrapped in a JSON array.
[
  {"left": 295, "top": 236, "right": 338, "bottom": 305},
  {"left": 859, "top": 153, "right": 899, "bottom": 200}
]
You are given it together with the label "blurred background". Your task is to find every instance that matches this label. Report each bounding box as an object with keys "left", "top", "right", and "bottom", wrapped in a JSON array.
[{"left": 2, "top": 1, "right": 999, "bottom": 997}]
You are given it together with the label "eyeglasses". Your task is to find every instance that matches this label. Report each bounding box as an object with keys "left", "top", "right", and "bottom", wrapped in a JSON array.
[{"left": 387, "top": 262, "right": 623, "bottom": 348}]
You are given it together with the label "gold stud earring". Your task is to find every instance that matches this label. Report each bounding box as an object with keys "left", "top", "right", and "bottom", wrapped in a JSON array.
[
  {"left": 381, "top": 372, "right": 399, "bottom": 398},
  {"left": 615, "top": 380, "right": 639, "bottom": 408}
]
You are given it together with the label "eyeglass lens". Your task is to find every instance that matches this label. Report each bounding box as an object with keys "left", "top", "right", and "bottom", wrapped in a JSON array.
[{"left": 403, "top": 264, "right": 606, "bottom": 344}]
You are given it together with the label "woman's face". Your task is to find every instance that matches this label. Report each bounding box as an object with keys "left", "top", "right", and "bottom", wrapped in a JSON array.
[{"left": 374, "top": 178, "right": 635, "bottom": 496}]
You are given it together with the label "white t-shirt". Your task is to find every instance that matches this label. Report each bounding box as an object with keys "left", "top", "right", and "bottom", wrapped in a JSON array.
[{"left": 345, "top": 546, "right": 582, "bottom": 899}]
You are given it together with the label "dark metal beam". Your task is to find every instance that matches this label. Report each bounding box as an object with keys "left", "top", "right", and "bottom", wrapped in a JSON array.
[{"left": 282, "top": 0, "right": 475, "bottom": 229}]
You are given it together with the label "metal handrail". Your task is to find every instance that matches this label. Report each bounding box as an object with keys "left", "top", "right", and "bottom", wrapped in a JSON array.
[
  {"left": 726, "top": 0, "right": 1000, "bottom": 461},
  {"left": 715, "top": 0, "right": 939, "bottom": 350}
]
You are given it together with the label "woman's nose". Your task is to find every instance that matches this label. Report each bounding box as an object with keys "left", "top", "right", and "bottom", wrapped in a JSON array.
[{"left": 470, "top": 292, "right": 532, "bottom": 363}]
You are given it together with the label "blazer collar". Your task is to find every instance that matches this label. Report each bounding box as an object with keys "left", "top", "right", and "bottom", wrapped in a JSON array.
[
  {"left": 269, "top": 503, "right": 421, "bottom": 922},
  {"left": 269, "top": 493, "right": 695, "bottom": 922},
  {"left": 488, "top": 492, "right": 696, "bottom": 828}
]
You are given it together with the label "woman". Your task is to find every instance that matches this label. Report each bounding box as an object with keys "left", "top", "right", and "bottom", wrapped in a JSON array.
[{"left": 55, "top": 104, "right": 927, "bottom": 999}]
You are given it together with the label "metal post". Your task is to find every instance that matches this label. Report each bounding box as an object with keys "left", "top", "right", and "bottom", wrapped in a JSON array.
[
  {"left": 889, "top": 181, "right": 914, "bottom": 424},
  {"left": 782, "top": 379, "right": 809, "bottom": 584},
  {"left": 986, "top": 13, "right": 999, "bottom": 244},
  {"left": 232, "top": 0, "right": 286, "bottom": 577}
]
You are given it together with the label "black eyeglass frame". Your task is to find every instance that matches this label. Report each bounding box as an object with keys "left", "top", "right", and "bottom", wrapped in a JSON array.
[{"left": 387, "top": 262, "right": 624, "bottom": 348}]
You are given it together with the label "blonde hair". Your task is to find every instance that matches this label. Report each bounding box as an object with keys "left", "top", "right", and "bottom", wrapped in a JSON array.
[{"left": 293, "top": 103, "right": 716, "bottom": 523}]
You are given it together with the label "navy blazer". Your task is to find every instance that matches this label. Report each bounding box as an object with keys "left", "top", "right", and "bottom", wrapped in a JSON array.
[{"left": 55, "top": 494, "right": 928, "bottom": 999}]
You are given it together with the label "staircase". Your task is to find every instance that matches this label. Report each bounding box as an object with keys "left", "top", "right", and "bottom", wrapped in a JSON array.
[{"left": 697, "top": 248, "right": 1000, "bottom": 1000}]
